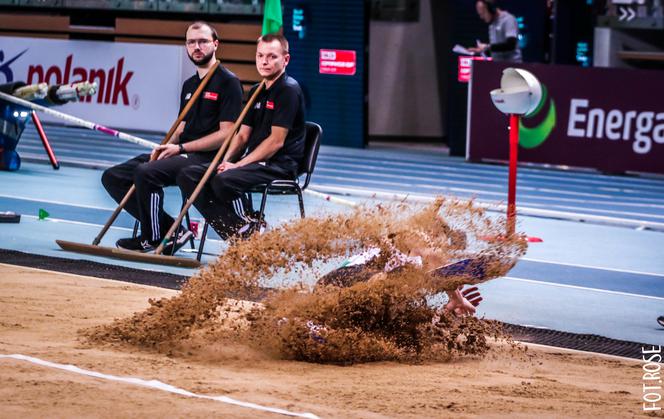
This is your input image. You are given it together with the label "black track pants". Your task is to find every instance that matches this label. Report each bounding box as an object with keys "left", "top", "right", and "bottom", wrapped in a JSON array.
[
  {"left": 176, "top": 162, "right": 292, "bottom": 239},
  {"left": 101, "top": 152, "right": 213, "bottom": 241}
]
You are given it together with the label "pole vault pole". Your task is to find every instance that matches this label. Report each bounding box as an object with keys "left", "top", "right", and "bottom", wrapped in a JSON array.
[{"left": 0, "top": 91, "right": 157, "bottom": 150}]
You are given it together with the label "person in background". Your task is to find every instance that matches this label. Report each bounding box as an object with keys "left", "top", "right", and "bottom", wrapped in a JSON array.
[{"left": 468, "top": 0, "right": 523, "bottom": 63}]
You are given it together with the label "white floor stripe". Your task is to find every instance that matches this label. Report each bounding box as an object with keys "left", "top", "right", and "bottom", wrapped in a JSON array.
[
  {"left": 503, "top": 276, "right": 664, "bottom": 301},
  {"left": 524, "top": 201, "right": 664, "bottom": 220},
  {"left": 0, "top": 354, "right": 319, "bottom": 419},
  {"left": 520, "top": 257, "right": 664, "bottom": 278},
  {"left": 308, "top": 184, "right": 664, "bottom": 230},
  {"left": 315, "top": 168, "right": 664, "bottom": 206},
  {"left": 516, "top": 342, "right": 642, "bottom": 364},
  {"left": 304, "top": 189, "right": 357, "bottom": 207},
  {"left": 0, "top": 194, "right": 117, "bottom": 211},
  {"left": 318, "top": 154, "right": 664, "bottom": 190},
  {"left": 21, "top": 214, "right": 133, "bottom": 231},
  {"left": 20, "top": 153, "right": 117, "bottom": 169},
  {"left": 316, "top": 163, "right": 662, "bottom": 207},
  {"left": 316, "top": 157, "right": 664, "bottom": 191}
]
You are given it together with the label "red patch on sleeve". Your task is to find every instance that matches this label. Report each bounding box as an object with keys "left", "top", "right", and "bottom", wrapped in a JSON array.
[
  {"left": 266, "top": 100, "right": 274, "bottom": 110},
  {"left": 203, "top": 92, "right": 218, "bottom": 100}
]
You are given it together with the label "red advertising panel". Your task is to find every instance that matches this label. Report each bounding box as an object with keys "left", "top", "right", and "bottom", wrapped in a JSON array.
[
  {"left": 467, "top": 61, "right": 664, "bottom": 174},
  {"left": 458, "top": 56, "right": 491, "bottom": 83},
  {"left": 319, "top": 49, "right": 357, "bottom": 76}
]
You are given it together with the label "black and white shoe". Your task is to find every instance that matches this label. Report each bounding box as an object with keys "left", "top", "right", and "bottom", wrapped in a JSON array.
[
  {"left": 658, "top": 316, "right": 664, "bottom": 328},
  {"left": 238, "top": 218, "right": 268, "bottom": 239},
  {"left": 162, "top": 229, "right": 194, "bottom": 255},
  {"left": 116, "top": 237, "right": 158, "bottom": 252}
]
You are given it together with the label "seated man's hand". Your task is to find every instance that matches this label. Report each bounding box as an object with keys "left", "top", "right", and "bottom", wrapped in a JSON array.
[
  {"left": 217, "top": 161, "right": 240, "bottom": 173},
  {"left": 153, "top": 144, "right": 180, "bottom": 160}
]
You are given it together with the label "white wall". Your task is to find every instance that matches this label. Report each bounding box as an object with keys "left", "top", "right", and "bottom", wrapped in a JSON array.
[
  {"left": 368, "top": 0, "right": 443, "bottom": 138},
  {"left": 0, "top": 36, "right": 196, "bottom": 133}
]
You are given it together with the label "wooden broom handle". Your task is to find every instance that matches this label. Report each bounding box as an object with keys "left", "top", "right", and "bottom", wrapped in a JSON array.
[{"left": 154, "top": 81, "right": 266, "bottom": 255}]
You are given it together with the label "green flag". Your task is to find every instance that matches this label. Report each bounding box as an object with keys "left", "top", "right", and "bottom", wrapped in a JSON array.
[
  {"left": 38, "top": 208, "right": 50, "bottom": 220},
  {"left": 262, "top": 0, "right": 283, "bottom": 35}
]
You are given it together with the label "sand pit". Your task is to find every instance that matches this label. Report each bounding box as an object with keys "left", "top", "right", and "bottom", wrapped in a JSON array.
[
  {"left": 0, "top": 263, "right": 653, "bottom": 418},
  {"left": 91, "top": 200, "right": 529, "bottom": 364}
]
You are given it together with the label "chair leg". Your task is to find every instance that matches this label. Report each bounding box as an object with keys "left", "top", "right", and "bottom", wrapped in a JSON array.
[
  {"left": 132, "top": 220, "right": 139, "bottom": 238},
  {"left": 258, "top": 190, "right": 269, "bottom": 224},
  {"left": 197, "top": 222, "right": 209, "bottom": 262},
  {"left": 181, "top": 194, "right": 196, "bottom": 249},
  {"left": 297, "top": 190, "right": 306, "bottom": 218},
  {"left": 184, "top": 211, "right": 196, "bottom": 249},
  {"left": 169, "top": 224, "right": 183, "bottom": 256}
]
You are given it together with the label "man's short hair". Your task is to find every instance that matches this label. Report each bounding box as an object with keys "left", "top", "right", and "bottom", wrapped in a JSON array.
[
  {"left": 187, "top": 21, "right": 219, "bottom": 42},
  {"left": 257, "top": 33, "right": 289, "bottom": 55},
  {"left": 479, "top": 0, "right": 498, "bottom": 15}
]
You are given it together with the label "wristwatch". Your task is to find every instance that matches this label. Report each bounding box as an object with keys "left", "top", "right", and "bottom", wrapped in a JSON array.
[{"left": 178, "top": 143, "right": 185, "bottom": 154}]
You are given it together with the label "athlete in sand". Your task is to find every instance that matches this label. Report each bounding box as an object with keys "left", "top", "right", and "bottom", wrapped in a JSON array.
[
  {"left": 270, "top": 249, "right": 487, "bottom": 358},
  {"left": 318, "top": 248, "right": 484, "bottom": 317}
]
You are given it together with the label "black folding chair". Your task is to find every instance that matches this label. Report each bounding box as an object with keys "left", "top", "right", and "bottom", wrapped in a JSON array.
[{"left": 249, "top": 121, "right": 323, "bottom": 223}]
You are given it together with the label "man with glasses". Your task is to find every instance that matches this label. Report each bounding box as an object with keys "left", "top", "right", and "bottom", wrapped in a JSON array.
[
  {"left": 102, "top": 21, "right": 243, "bottom": 253},
  {"left": 177, "top": 34, "right": 306, "bottom": 240}
]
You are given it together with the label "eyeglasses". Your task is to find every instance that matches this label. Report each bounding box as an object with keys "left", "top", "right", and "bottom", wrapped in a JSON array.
[{"left": 186, "top": 38, "right": 213, "bottom": 48}]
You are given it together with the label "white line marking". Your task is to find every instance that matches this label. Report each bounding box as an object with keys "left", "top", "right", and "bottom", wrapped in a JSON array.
[
  {"left": 304, "top": 189, "right": 357, "bottom": 207},
  {"left": 520, "top": 257, "right": 664, "bottom": 278},
  {"left": 315, "top": 167, "right": 664, "bottom": 207},
  {"left": 314, "top": 168, "right": 664, "bottom": 207},
  {"left": 503, "top": 276, "right": 664, "bottom": 301},
  {"left": 308, "top": 184, "right": 664, "bottom": 230},
  {"left": 517, "top": 342, "right": 643, "bottom": 364},
  {"left": 0, "top": 194, "right": 117, "bottom": 211},
  {"left": 318, "top": 153, "right": 664, "bottom": 190},
  {"left": 21, "top": 214, "right": 133, "bottom": 231},
  {"left": 523, "top": 201, "right": 664, "bottom": 220},
  {"left": 0, "top": 354, "right": 319, "bottom": 418}
]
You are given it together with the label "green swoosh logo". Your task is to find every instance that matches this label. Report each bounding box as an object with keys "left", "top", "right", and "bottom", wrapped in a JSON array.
[
  {"left": 518, "top": 82, "right": 556, "bottom": 149},
  {"left": 519, "top": 99, "right": 556, "bottom": 149}
]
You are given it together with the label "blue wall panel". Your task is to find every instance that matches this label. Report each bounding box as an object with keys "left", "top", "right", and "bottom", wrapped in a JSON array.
[{"left": 283, "top": 0, "right": 367, "bottom": 148}]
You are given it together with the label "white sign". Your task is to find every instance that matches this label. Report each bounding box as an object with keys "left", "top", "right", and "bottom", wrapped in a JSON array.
[{"left": 0, "top": 37, "right": 196, "bottom": 133}]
